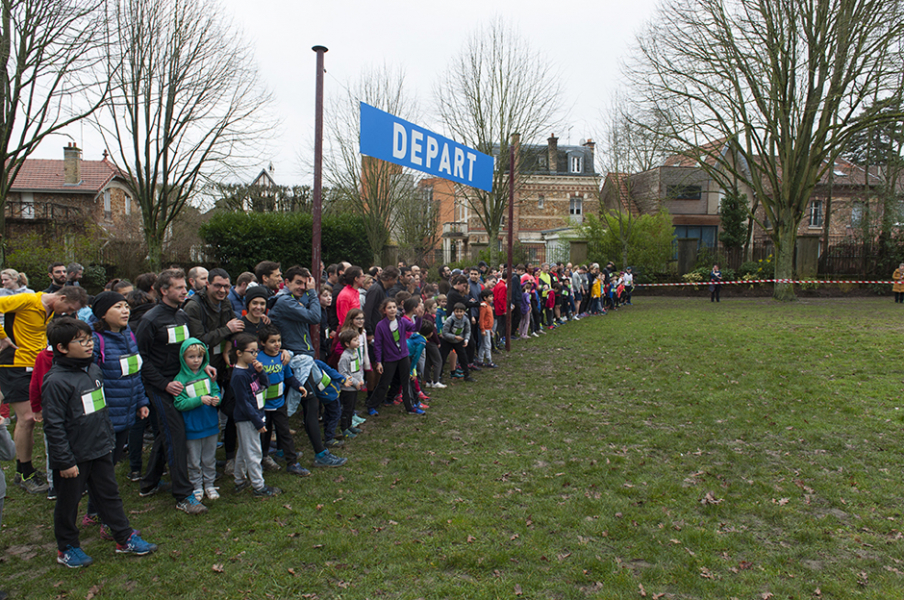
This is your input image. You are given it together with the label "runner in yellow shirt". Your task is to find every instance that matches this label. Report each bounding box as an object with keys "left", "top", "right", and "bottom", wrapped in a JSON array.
[{"left": 0, "top": 286, "right": 87, "bottom": 493}]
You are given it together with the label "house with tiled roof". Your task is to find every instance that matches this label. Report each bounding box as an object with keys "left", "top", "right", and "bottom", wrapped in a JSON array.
[
  {"left": 435, "top": 133, "right": 601, "bottom": 264},
  {"left": 751, "top": 155, "right": 893, "bottom": 244},
  {"left": 5, "top": 143, "right": 139, "bottom": 241}
]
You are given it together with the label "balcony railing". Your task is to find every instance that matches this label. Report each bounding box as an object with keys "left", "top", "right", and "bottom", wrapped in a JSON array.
[
  {"left": 5, "top": 201, "right": 82, "bottom": 222},
  {"left": 442, "top": 221, "right": 468, "bottom": 237}
]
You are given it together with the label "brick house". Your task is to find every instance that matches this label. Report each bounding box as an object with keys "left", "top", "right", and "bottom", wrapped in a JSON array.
[
  {"left": 432, "top": 134, "right": 601, "bottom": 264},
  {"left": 751, "top": 156, "right": 887, "bottom": 244},
  {"left": 5, "top": 143, "right": 139, "bottom": 243}
]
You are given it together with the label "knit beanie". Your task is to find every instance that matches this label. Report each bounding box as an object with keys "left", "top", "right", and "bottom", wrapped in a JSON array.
[{"left": 92, "top": 291, "right": 127, "bottom": 320}]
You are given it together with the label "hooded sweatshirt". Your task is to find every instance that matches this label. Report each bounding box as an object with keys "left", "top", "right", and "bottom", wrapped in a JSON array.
[{"left": 172, "top": 338, "right": 221, "bottom": 440}]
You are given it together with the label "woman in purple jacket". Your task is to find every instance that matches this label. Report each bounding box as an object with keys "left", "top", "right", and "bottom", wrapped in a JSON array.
[{"left": 366, "top": 299, "right": 421, "bottom": 416}]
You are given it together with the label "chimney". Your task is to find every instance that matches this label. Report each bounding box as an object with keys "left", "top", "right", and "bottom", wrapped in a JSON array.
[
  {"left": 583, "top": 138, "right": 596, "bottom": 174},
  {"left": 64, "top": 143, "right": 82, "bottom": 185},
  {"left": 547, "top": 133, "right": 558, "bottom": 173}
]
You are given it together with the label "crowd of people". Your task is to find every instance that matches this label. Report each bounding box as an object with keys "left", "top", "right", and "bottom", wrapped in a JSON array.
[{"left": 0, "top": 256, "right": 635, "bottom": 579}]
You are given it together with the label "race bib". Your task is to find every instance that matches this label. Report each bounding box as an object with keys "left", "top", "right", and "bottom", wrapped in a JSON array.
[
  {"left": 185, "top": 378, "right": 211, "bottom": 398},
  {"left": 80, "top": 386, "right": 106, "bottom": 415},
  {"left": 266, "top": 381, "right": 285, "bottom": 400},
  {"left": 255, "top": 389, "right": 265, "bottom": 410},
  {"left": 166, "top": 324, "right": 189, "bottom": 345},
  {"left": 317, "top": 371, "right": 331, "bottom": 391},
  {"left": 119, "top": 353, "right": 142, "bottom": 377},
  {"left": 392, "top": 329, "right": 400, "bottom": 344},
  {"left": 213, "top": 342, "right": 226, "bottom": 356},
  {"left": 350, "top": 357, "right": 361, "bottom": 372},
  {"left": 454, "top": 326, "right": 463, "bottom": 336}
]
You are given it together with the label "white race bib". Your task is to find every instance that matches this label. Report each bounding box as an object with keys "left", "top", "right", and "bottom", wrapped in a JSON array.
[
  {"left": 119, "top": 353, "right": 143, "bottom": 377},
  {"left": 255, "top": 389, "right": 265, "bottom": 410},
  {"left": 166, "top": 324, "right": 189, "bottom": 345},
  {"left": 185, "top": 378, "right": 211, "bottom": 398},
  {"left": 80, "top": 386, "right": 106, "bottom": 415}
]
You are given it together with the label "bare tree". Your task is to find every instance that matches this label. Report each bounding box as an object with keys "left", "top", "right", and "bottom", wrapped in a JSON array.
[
  {"left": 325, "top": 64, "right": 419, "bottom": 265},
  {"left": 395, "top": 180, "right": 441, "bottom": 266},
  {"left": 0, "top": 0, "right": 108, "bottom": 263},
  {"left": 98, "top": 0, "right": 274, "bottom": 270},
  {"left": 435, "top": 18, "right": 563, "bottom": 265},
  {"left": 626, "top": 0, "right": 904, "bottom": 300}
]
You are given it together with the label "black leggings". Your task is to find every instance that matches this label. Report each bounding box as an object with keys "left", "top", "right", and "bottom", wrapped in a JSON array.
[{"left": 367, "top": 357, "right": 413, "bottom": 411}]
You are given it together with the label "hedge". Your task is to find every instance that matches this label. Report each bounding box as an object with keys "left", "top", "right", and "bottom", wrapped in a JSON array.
[{"left": 199, "top": 212, "right": 371, "bottom": 276}]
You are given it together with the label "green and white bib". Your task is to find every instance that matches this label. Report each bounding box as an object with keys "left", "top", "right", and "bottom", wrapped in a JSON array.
[
  {"left": 81, "top": 386, "right": 106, "bottom": 415},
  {"left": 166, "top": 324, "right": 189, "bottom": 345},
  {"left": 119, "top": 353, "right": 142, "bottom": 377},
  {"left": 254, "top": 388, "right": 265, "bottom": 410},
  {"left": 266, "top": 381, "right": 285, "bottom": 400},
  {"left": 317, "top": 371, "right": 331, "bottom": 391},
  {"left": 185, "top": 378, "right": 211, "bottom": 398}
]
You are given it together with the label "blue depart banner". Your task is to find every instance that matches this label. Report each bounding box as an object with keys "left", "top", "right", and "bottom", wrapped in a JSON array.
[{"left": 359, "top": 102, "right": 494, "bottom": 192}]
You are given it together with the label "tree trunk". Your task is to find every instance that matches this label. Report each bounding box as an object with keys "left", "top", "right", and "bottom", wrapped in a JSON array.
[
  {"left": 145, "top": 228, "right": 163, "bottom": 273},
  {"left": 487, "top": 225, "right": 500, "bottom": 266},
  {"left": 773, "top": 222, "right": 796, "bottom": 301}
]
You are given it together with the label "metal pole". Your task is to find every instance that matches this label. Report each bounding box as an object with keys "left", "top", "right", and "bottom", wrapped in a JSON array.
[
  {"left": 505, "top": 134, "right": 517, "bottom": 352},
  {"left": 311, "top": 45, "right": 328, "bottom": 357}
]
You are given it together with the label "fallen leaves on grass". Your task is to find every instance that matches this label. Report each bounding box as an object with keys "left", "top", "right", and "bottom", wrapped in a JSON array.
[
  {"left": 514, "top": 584, "right": 523, "bottom": 595},
  {"left": 701, "top": 492, "right": 723, "bottom": 505},
  {"left": 212, "top": 564, "right": 224, "bottom": 573},
  {"left": 86, "top": 584, "right": 102, "bottom": 599}
]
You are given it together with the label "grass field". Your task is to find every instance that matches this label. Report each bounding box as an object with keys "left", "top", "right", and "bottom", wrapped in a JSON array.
[{"left": 4, "top": 296, "right": 904, "bottom": 599}]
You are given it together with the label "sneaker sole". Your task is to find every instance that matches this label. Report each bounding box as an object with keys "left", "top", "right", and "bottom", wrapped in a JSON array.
[
  {"left": 116, "top": 546, "right": 155, "bottom": 556},
  {"left": 57, "top": 557, "right": 91, "bottom": 568}
]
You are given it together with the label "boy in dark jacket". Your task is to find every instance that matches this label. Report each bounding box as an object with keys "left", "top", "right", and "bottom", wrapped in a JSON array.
[{"left": 43, "top": 317, "right": 157, "bottom": 568}]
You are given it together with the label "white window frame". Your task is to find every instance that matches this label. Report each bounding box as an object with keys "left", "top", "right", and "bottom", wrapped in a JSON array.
[
  {"left": 569, "top": 196, "right": 583, "bottom": 216},
  {"left": 808, "top": 200, "right": 823, "bottom": 227},
  {"left": 538, "top": 195, "right": 545, "bottom": 209},
  {"left": 571, "top": 156, "right": 583, "bottom": 173}
]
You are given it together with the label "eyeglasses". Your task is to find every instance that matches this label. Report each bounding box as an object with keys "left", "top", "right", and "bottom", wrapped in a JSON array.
[
  {"left": 210, "top": 283, "right": 231, "bottom": 290},
  {"left": 73, "top": 337, "right": 95, "bottom": 347},
  {"left": 240, "top": 349, "right": 257, "bottom": 355}
]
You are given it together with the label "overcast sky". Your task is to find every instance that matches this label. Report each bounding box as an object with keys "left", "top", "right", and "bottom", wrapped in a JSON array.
[{"left": 35, "top": 0, "right": 661, "bottom": 186}]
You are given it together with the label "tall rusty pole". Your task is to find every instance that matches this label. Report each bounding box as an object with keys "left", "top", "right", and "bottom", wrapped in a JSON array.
[
  {"left": 505, "top": 133, "right": 518, "bottom": 352},
  {"left": 311, "top": 45, "right": 328, "bottom": 358}
]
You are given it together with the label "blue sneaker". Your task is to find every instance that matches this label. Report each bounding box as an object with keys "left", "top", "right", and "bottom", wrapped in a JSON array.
[
  {"left": 407, "top": 407, "right": 426, "bottom": 415},
  {"left": 116, "top": 532, "right": 158, "bottom": 556},
  {"left": 286, "top": 463, "right": 312, "bottom": 477},
  {"left": 313, "top": 450, "right": 347, "bottom": 468},
  {"left": 57, "top": 545, "right": 93, "bottom": 568},
  {"left": 342, "top": 428, "right": 357, "bottom": 439},
  {"left": 368, "top": 408, "right": 379, "bottom": 416}
]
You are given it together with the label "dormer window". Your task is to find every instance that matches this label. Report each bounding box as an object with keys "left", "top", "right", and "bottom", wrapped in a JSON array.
[{"left": 571, "top": 156, "right": 583, "bottom": 173}]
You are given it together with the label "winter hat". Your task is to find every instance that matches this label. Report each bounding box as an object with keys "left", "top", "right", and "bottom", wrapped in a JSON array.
[
  {"left": 92, "top": 291, "right": 127, "bottom": 320},
  {"left": 520, "top": 274, "right": 533, "bottom": 285},
  {"left": 244, "top": 285, "right": 270, "bottom": 308}
]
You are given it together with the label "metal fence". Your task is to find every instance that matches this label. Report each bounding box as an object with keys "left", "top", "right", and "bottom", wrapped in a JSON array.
[{"left": 692, "top": 237, "right": 892, "bottom": 277}]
